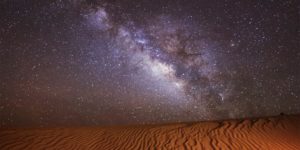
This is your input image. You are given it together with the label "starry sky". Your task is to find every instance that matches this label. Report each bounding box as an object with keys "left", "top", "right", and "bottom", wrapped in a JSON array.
[{"left": 0, "top": 0, "right": 299, "bottom": 127}]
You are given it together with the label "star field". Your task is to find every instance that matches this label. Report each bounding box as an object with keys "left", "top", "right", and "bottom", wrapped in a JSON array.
[{"left": 0, "top": 0, "right": 299, "bottom": 127}]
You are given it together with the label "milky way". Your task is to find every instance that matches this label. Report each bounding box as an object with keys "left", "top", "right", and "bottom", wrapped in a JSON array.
[{"left": 0, "top": 0, "right": 299, "bottom": 127}]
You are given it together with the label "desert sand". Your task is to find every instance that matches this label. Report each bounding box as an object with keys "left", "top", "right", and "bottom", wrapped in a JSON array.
[{"left": 0, "top": 115, "right": 300, "bottom": 150}]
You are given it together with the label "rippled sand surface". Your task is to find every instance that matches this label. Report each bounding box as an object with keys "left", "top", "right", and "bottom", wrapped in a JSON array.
[{"left": 1, "top": 115, "right": 300, "bottom": 150}]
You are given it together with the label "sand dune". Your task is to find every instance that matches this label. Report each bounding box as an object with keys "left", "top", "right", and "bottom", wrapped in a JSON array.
[{"left": 1, "top": 115, "right": 300, "bottom": 150}]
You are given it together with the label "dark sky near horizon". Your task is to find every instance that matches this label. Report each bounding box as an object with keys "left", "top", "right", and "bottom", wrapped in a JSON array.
[{"left": 0, "top": 0, "right": 299, "bottom": 127}]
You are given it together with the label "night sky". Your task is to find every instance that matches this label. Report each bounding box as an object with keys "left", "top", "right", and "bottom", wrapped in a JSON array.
[{"left": 0, "top": 0, "right": 299, "bottom": 127}]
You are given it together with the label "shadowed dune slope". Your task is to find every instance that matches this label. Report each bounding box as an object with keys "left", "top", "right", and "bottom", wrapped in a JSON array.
[{"left": 1, "top": 115, "right": 300, "bottom": 150}]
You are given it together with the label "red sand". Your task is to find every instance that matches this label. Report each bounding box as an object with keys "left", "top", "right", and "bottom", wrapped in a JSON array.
[{"left": 1, "top": 115, "right": 300, "bottom": 149}]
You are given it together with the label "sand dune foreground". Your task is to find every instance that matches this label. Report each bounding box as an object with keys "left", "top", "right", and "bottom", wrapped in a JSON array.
[{"left": 0, "top": 115, "right": 300, "bottom": 150}]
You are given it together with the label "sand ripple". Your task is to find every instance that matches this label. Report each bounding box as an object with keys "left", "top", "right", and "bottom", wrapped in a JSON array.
[{"left": 1, "top": 115, "right": 299, "bottom": 149}]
